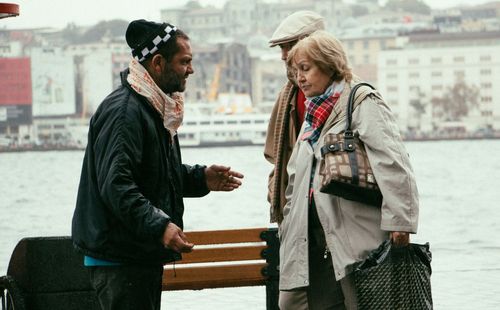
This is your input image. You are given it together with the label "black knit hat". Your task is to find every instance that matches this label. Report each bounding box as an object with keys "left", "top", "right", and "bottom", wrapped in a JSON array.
[{"left": 125, "top": 19, "right": 177, "bottom": 62}]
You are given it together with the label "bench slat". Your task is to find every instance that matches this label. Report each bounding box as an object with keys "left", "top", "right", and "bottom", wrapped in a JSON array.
[
  {"left": 162, "top": 263, "right": 266, "bottom": 291},
  {"left": 170, "top": 245, "right": 266, "bottom": 264},
  {"left": 185, "top": 228, "right": 266, "bottom": 245}
]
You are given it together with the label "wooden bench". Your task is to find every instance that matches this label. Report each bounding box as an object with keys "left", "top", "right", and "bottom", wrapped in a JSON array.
[{"left": 0, "top": 228, "right": 279, "bottom": 310}]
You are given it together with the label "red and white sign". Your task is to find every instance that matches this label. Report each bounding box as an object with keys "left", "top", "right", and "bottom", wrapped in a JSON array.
[{"left": 0, "top": 58, "right": 32, "bottom": 106}]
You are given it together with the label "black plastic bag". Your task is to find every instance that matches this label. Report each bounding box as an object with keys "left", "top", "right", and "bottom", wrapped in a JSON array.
[{"left": 354, "top": 240, "right": 433, "bottom": 310}]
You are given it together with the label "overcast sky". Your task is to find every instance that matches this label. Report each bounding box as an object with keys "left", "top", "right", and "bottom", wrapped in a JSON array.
[{"left": 1, "top": 0, "right": 494, "bottom": 30}]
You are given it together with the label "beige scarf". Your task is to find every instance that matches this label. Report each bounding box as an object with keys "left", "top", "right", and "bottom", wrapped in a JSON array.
[{"left": 127, "top": 58, "right": 184, "bottom": 136}]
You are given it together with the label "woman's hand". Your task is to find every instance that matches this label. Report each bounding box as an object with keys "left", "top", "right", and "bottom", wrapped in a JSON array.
[
  {"left": 205, "top": 165, "right": 244, "bottom": 191},
  {"left": 390, "top": 231, "right": 410, "bottom": 247}
]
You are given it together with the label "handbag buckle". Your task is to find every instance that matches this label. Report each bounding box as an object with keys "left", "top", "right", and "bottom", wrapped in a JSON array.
[
  {"left": 344, "top": 130, "right": 354, "bottom": 138},
  {"left": 343, "top": 130, "right": 356, "bottom": 152},
  {"left": 344, "top": 140, "right": 355, "bottom": 151}
]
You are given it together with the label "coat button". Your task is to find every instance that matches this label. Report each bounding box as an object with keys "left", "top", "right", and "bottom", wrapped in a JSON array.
[{"left": 304, "top": 280, "right": 308, "bottom": 284}]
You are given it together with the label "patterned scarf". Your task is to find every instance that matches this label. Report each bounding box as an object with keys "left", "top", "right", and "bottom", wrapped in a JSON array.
[
  {"left": 301, "top": 80, "right": 345, "bottom": 144},
  {"left": 127, "top": 58, "right": 184, "bottom": 136}
]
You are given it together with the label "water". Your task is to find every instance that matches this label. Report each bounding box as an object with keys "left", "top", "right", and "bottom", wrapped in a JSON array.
[{"left": 1, "top": 141, "right": 500, "bottom": 309}]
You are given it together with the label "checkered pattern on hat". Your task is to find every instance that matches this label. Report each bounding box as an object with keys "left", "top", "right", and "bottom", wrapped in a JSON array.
[{"left": 132, "top": 24, "right": 177, "bottom": 62}]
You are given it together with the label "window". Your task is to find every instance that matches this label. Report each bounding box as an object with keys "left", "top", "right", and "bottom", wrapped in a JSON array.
[
  {"left": 363, "top": 55, "right": 370, "bottom": 64},
  {"left": 409, "top": 58, "right": 419, "bottom": 65},
  {"left": 453, "top": 56, "right": 465, "bottom": 63},
  {"left": 480, "top": 69, "right": 492, "bottom": 75},
  {"left": 480, "top": 55, "right": 491, "bottom": 62},
  {"left": 481, "top": 83, "right": 492, "bottom": 88},
  {"left": 387, "top": 86, "right": 398, "bottom": 93},
  {"left": 386, "top": 59, "right": 397, "bottom": 66},
  {"left": 431, "top": 57, "right": 442, "bottom": 64},
  {"left": 409, "top": 72, "right": 420, "bottom": 79},
  {"left": 481, "top": 111, "right": 493, "bottom": 116},
  {"left": 380, "top": 39, "right": 387, "bottom": 49},
  {"left": 363, "top": 40, "right": 369, "bottom": 48},
  {"left": 454, "top": 70, "right": 465, "bottom": 78},
  {"left": 200, "top": 121, "right": 210, "bottom": 125},
  {"left": 431, "top": 72, "right": 442, "bottom": 77},
  {"left": 387, "top": 73, "right": 398, "bottom": 79},
  {"left": 481, "top": 96, "right": 493, "bottom": 102},
  {"left": 431, "top": 85, "right": 443, "bottom": 91}
]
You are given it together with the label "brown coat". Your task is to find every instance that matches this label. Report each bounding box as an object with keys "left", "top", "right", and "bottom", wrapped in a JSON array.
[{"left": 264, "top": 81, "right": 300, "bottom": 224}]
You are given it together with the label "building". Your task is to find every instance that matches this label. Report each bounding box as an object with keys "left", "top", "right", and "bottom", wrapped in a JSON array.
[
  {"left": 0, "top": 57, "right": 32, "bottom": 145},
  {"left": 339, "top": 9, "right": 433, "bottom": 84},
  {"left": 161, "top": 2, "right": 226, "bottom": 44},
  {"left": 66, "top": 40, "right": 130, "bottom": 116},
  {"left": 248, "top": 34, "right": 286, "bottom": 111},
  {"left": 378, "top": 31, "right": 500, "bottom": 135}
]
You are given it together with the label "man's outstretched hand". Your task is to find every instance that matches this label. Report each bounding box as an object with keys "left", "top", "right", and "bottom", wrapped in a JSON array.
[{"left": 205, "top": 165, "right": 244, "bottom": 191}]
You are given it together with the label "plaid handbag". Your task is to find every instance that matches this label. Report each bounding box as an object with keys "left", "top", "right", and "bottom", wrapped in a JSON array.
[
  {"left": 354, "top": 240, "right": 433, "bottom": 310},
  {"left": 319, "top": 82, "right": 382, "bottom": 206}
]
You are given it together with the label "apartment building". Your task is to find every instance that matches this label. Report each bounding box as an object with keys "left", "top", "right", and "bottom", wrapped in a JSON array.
[{"left": 378, "top": 31, "right": 500, "bottom": 134}]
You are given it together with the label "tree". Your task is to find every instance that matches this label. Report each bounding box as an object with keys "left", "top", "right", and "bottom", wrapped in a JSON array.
[
  {"left": 79, "top": 19, "right": 129, "bottom": 44},
  {"left": 384, "top": 0, "right": 431, "bottom": 15},
  {"left": 431, "top": 79, "right": 479, "bottom": 121},
  {"left": 61, "top": 23, "right": 80, "bottom": 45}
]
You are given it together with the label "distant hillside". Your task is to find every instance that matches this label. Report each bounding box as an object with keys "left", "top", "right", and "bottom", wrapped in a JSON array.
[{"left": 62, "top": 19, "right": 128, "bottom": 44}]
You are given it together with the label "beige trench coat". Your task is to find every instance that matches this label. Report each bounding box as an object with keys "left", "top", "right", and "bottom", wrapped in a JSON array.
[{"left": 279, "top": 80, "right": 419, "bottom": 290}]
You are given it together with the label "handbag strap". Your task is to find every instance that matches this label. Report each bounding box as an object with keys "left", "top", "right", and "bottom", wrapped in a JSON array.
[
  {"left": 343, "top": 82, "right": 376, "bottom": 185},
  {"left": 320, "top": 82, "right": 377, "bottom": 158},
  {"left": 345, "top": 82, "right": 376, "bottom": 133}
]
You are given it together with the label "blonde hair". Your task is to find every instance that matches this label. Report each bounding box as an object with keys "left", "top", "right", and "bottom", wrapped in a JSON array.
[{"left": 287, "top": 30, "right": 352, "bottom": 82}]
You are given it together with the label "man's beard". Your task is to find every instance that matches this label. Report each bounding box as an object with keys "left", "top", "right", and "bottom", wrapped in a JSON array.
[{"left": 161, "top": 72, "right": 185, "bottom": 94}]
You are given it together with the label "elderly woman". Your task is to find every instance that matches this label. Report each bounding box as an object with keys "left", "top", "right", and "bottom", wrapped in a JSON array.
[{"left": 278, "top": 30, "right": 419, "bottom": 309}]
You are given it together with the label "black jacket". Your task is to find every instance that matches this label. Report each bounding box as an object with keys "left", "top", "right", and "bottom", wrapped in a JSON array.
[{"left": 72, "top": 70, "right": 209, "bottom": 265}]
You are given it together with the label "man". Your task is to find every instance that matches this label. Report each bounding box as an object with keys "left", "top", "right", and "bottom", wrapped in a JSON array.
[
  {"left": 71, "top": 19, "right": 243, "bottom": 310},
  {"left": 264, "top": 11, "right": 325, "bottom": 224}
]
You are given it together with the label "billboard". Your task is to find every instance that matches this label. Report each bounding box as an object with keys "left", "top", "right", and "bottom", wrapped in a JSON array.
[
  {"left": 0, "top": 57, "right": 32, "bottom": 106},
  {"left": 0, "top": 58, "right": 32, "bottom": 125},
  {"left": 81, "top": 51, "right": 113, "bottom": 115},
  {"left": 0, "top": 105, "right": 32, "bottom": 125},
  {"left": 31, "top": 48, "right": 76, "bottom": 117}
]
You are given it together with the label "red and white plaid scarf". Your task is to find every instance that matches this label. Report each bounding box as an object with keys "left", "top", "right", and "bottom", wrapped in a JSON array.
[{"left": 302, "top": 80, "right": 345, "bottom": 144}]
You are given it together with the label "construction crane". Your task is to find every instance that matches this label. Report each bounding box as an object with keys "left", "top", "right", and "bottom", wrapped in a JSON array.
[{"left": 207, "top": 63, "right": 222, "bottom": 102}]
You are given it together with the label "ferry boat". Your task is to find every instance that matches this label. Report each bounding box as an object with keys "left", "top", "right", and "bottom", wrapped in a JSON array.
[{"left": 178, "top": 104, "right": 270, "bottom": 147}]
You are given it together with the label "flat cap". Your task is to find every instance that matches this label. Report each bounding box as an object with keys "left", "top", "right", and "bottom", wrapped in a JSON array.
[{"left": 269, "top": 11, "right": 325, "bottom": 47}]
